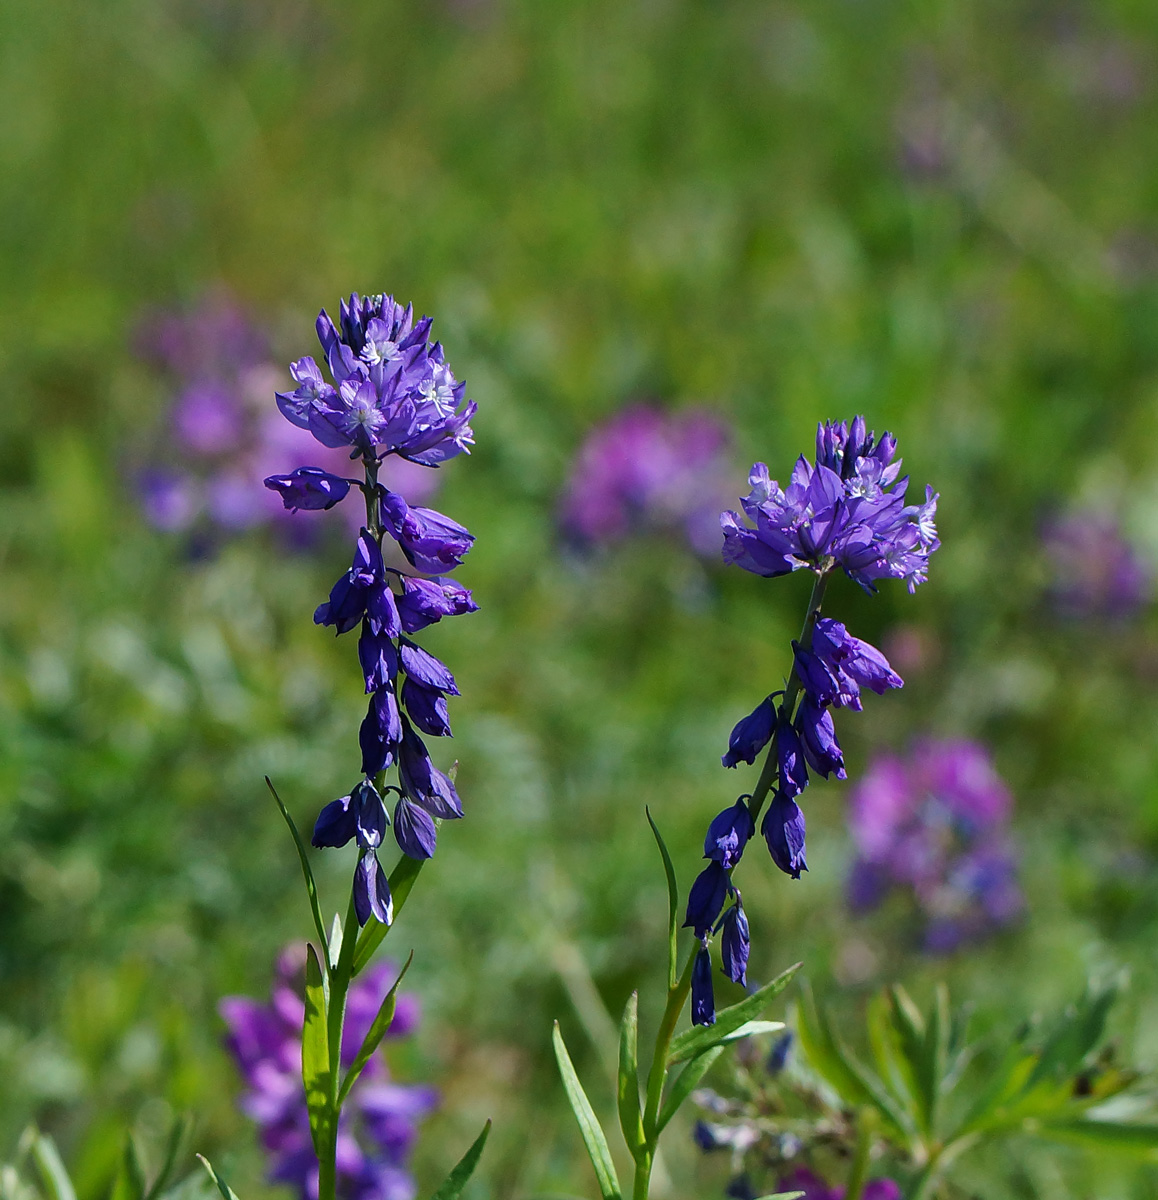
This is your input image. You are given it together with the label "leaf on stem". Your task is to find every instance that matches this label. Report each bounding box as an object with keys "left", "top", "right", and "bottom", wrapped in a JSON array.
[
  {"left": 430, "top": 1120, "right": 493, "bottom": 1200},
  {"left": 352, "top": 854, "right": 425, "bottom": 976},
  {"left": 266, "top": 778, "right": 329, "bottom": 959},
  {"left": 657, "top": 1044, "right": 726, "bottom": 1133},
  {"left": 552, "top": 1022, "right": 622, "bottom": 1200},
  {"left": 616, "top": 993, "right": 645, "bottom": 1159},
  {"left": 196, "top": 1157, "right": 242, "bottom": 1200},
  {"left": 1034, "top": 1118, "right": 1158, "bottom": 1156},
  {"left": 338, "top": 952, "right": 415, "bottom": 1107},
  {"left": 666, "top": 964, "right": 800, "bottom": 1066},
  {"left": 302, "top": 943, "right": 334, "bottom": 1155},
  {"left": 142, "top": 1117, "right": 188, "bottom": 1200},
  {"left": 29, "top": 1133, "right": 76, "bottom": 1200},
  {"left": 645, "top": 808, "right": 679, "bottom": 992}
]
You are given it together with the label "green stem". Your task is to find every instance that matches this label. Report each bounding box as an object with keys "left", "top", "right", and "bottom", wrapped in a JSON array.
[
  {"left": 909, "top": 1152, "right": 943, "bottom": 1200},
  {"left": 844, "top": 1108, "right": 877, "bottom": 1200},
  {"left": 747, "top": 568, "right": 831, "bottom": 826}
]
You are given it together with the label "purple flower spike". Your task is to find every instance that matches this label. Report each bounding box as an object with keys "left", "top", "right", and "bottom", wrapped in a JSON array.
[
  {"left": 684, "top": 861, "right": 732, "bottom": 937},
  {"left": 722, "top": 696, "right": 776, "bottom": 768},
  {"left": 704, "top": 800, "right": 755, "bottom": 869},
  {"left": 264, "top": 466, "right": 352, "bottom": 512},
  {"left": 777, "top": 721, "right": 808, "bottom": 799},
  {"left": 762, "top": 794, "right": 807, "bottom": 879},
  {"left": 719, "top": 903, "right": 750, "bottom": 985},
  {"left": 691, "top": 944, "right": 716, "bottom": 1026},
  {"left": 796, "top": 697, "right": 846, "bottom": 779},
  {"left": 394, "top": 796, "right": 437, "bottom": 860}
]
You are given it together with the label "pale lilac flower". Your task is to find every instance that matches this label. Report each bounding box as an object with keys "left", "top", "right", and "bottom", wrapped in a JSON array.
[{"left": 1043, "top": 510, "right": 1150, "bottom": 621}]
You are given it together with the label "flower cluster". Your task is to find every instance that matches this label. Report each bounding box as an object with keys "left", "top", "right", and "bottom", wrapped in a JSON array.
[
  {"left": 687, "top": 420, "right": 936, "bottom": 1025},
  {"left": 1042, "top": 509, "right": 1150, "bottom": 621},
  {"left": 846, "top": 739, "right": 1022, "bottom": 953},
  {"left": 559, "top": 404, "right": 735, "bottom": 556},
  {"left": 133, "top": 292, "right": 438, "bottom": 541},
  {"left": 265, "top": 294, "right": 478, "bottom": 927},
  {"left": 221, "top": 946, "right": 436, "bottom": 1200}
]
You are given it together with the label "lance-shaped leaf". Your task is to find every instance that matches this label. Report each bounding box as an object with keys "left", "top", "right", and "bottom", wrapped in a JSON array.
[
  {"left": 302, "top": 943, "right": 334, "bottom": 1154},
  {"left": 1034, "top": 1118, "right": 1158, "bottom": 1156},
  {"left": 143, "top": 1117, "right": 188, "bottom": 1200},
  {"left": 1024, "top": 982, "right": 1118, "bottom": 1092},
  {"left": 197, "top": 1157, "right": 242, "bottom": 1200},
  {"left": 616, "top": 993, "right": 645, "bottom": 1160},
  {"left": 267, "top": 778, "right": 329, "bottom": 959},
  {"left": 667, "top": 964, "right": 800, "bottom": 1066},
  {"left": 338, "top": 952, "right": 415, "bottom": 1107},
  {"left": 553, "top": 1022, "right": 622, "bottom": 1200},
  {"left": 353, "top": 854, "right": 424, "bottom": 975},
  {"left": 29, "top": 1133, "right": 77, "bottom": 1200},
  {"left": 111, "top": 1136, "right": 145, "bottom": 1200},
  {"left": 866, "top": 992, "right": 916, "bottom": 1113},
  {"left": 646, "top": 808, "right": 679, "bottom": 991},
  {"left": 657, "top": 1044, "right": 726, "bottom": 1133},
  {"left": 908, "top": 983, "right": 949, "bottom": 1137},
  {"left": 796, "top": 986, "right": 917, "bottom": 1148},
  {"left": 430, "top": 1120, "right": 492, "bottom": 1200}
]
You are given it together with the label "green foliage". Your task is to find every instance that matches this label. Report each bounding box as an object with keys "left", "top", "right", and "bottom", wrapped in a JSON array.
[{"left": 428, "top": 1121, "right": 491, "bottom": 1200}]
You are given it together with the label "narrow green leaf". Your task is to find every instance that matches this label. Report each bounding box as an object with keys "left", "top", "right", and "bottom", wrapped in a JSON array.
[
  {"left": 266, "top": 778, "right": 329, "bottom": 959},
  {"left": 30, "top": 1134, "right": 76, "bottom": 1200},
  {"left": 113, "top": 1136, "right": 146, "bottom": 1200},
  {"left": 1033, "top": 1119, "right": 1158, "bottom": 1156},
  {"left": 353, "top": 855, "right": 425, "bottom": 976},
  {"left": 338, "top": 952, "right": 415, "bottom": 1107},
  {"left": 1025, "top": 983, "right": 1118, "bottom": 1091},
  {"left": 645, "top": 808, "right": 679, "bottom": 991},
  {"left": 430, "top": 1120, "right": 492, "bottom": 1200},
  {"left": 196, "top": 1157, "right": 242, "bottom": 1200},
  {"left": 656, "top": 1045, "right": 725, "bottom": 1133},
  {"left": 302, "top": 943, "right": 334, "bottom": 1155},
  {"left": 956, "top": 1034, "right": 1036, "bottom": 1135},
  {"left": 887, "top": 986, "right": 932, "bottom": 1132},
  {"left": 142, "top": 1117, "right": 188, "bottom": 1200},
  {"left": 796, "top": 988, "right": 916, "bottom": 1147},
  {"left": 616, "top": 993, "right": 645, "bottom": 1159},
  {"left": 667, "top": 963, "right": 800, "bottom": 1066},
  {"left": 914, "top": 983, "right": 949, "bottom": 1138},
  {"left": 552, "top": 1022, "right": 622, "bottom": 1200},
  {"left": 866, "top": 993, "right": 915, "bottom": 1112}
]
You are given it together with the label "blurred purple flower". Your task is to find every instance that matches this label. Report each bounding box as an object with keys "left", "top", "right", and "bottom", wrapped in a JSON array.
[
  {"left": 776, "top": 1167, "right": 901, "bottom": 1200},
  {"left": 221, "top": 945, "right": 434, "bottom": 1200},
  {"left": 131, "top": 293, "right": 442, "bottom": 543},
  {"left": 1042, "top": 510, "right": 1150, "bottom": 621},
  {"left": 846, "top": 739, "right": 1022, "bottom": 951},
  {"left": 560, "top": 404, "right": 736, "bottom": 555}
]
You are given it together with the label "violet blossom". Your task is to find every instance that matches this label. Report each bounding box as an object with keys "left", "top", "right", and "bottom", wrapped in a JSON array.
[
  {"left": 560, "top": 404, "right": 736, "bottom": 556},
  {"left": 1042, "top": 510, "right": 1150, "bottom": 621},
  {"left": 220, "top": 946, "right": 436, "bottom": 1200},
  {"left": 846, "top": 739, "right": 1023, "bottom": 952}
]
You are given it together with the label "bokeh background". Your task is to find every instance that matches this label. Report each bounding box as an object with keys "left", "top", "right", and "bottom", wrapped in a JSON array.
[{"left": 5, "top": 0, "right": 1158, "bottom": 1196}]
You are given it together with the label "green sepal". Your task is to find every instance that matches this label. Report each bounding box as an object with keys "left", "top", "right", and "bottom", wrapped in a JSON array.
[
  {"left": 353, "top": 854, "right": 425, "bottom": 976},
  {"left": 656, "top": 1044, "right": 725, "bottom": 1133},
  {"left": 616, "top": 992, "right": 645, "bottom": 1159},
  {"left": 430, "top": 1120, "right": 492, "bottom": 1200},
  {"left": 196, "top": 1156, "right": 242, "bottom": 1200},
  {"left": 302, "top": 943, "right": 334, "bottom": 1155},
  {"left": 667, "top": 964, "right": 800, "bottom": 1066},
  {"left": 645, "top": 808, "right": 679, "bottom": 991},
  {"left": 266, "top": 777, "right": 329, "bottom": 959},
  {"left": 552, "top": 1022, "right": 622, "bottom": 1200},
  {"left": 338, "top": 952, "right": 415, "bottom": 1107}
]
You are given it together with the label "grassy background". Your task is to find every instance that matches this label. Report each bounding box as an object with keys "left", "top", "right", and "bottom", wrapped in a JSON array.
[{"left": 4, "top": 1, "right": 1158, "bottom": 1196}]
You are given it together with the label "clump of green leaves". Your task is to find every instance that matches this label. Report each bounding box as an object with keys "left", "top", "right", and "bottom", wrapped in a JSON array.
[{"left": 694, "top": 977, "right": 1158, "bottom": 1198}]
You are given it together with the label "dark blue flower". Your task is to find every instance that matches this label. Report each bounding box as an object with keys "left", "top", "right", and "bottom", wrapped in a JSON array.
[
  {"left": 777, "top": 720, "right": 808, "bottom": 799},
  {"left": 397, "top": 724, "right": 462, "bottom": 819},
  {"left": 703, "top": 800, "right": 755, "bottom": 869},
  {"left": 762, "top": 794, "right": 807, "bottom": 879},
  {"left": 795, "top": 618, "right": 902, "bottom": 711},
  {"left": 396, "top": 575, "right": 478, "bottom": 634},
  {"left": 315, "top": 530, "right": 385, "bottom": 635},
  {"left": 264, "top": 466, "right": 352, "bottom": 512},
  {"left": 691, "top": 944, "right": 715, "bottom": 1026},
  {"left": 399, "top": 641, "right": 459, "bottom": 694},
  {"left": 684, "top": 861, "right": 732, "bottom": 938},
  {"left": 795, "top": 697, "right": 846, "bottom": 779},
  {"left": 692, "top": 1121, "right": 722, "bottom": 1152},
  {"left": 360, "top": 690, "right": 402, "bottom": 776},
  {"left": 380, "top": 491, "right": 474, "bottom": 576},
  {"left": 719, "top": 903, "right": 750, "bottom": 985},
  {"left": 359, "top": 631, "right": 399, "bottom": 693},
  {"left": 313, "top": 779, "right": 388, "bottom": 850},
  {"left": 767, "top": 1030, "right": 793, "bottom": 1074},
  {"left": 354, "top": 850, "right": 393, "bottom": 926},
  {"left": 400, "top": 677, "right": 452, "bottom": 737},
  {"left": 393, "top": 796, "right": 437, "bottom": 860},
  {"left": 722, "top": 696, "right": 776, "bottom": 768}
]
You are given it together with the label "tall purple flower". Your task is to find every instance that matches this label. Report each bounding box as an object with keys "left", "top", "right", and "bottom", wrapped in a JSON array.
[
  {"left": 270, "top": 294, "right": 479, "bottom": 926},
  {"left": 846, "top": 739, "right": 1022, "bottom": 952},
  {"left": 688, "top": 419, "right": 936, "bottom": 1024},
  {"left": 560, "top": 404, "right": 736, "bottom": 556},
  {"left": 1042, "top": 510, "right": 1150, "bottom": 621},
  {"left": 221, "top": 946, "right": 436, "bottom": 1200}
]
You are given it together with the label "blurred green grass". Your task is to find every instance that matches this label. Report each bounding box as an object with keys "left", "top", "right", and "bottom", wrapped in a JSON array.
[{"left": 6, "top": 1, "right": 1158, "bottom": 1197}]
